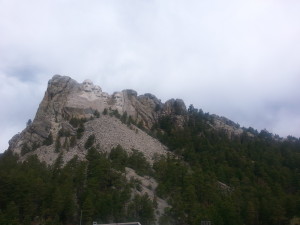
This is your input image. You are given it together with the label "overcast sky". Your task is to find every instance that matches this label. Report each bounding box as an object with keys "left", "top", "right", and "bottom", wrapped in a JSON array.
[{"left": 1, "top": 0, "right": 300, "bottom": 152}]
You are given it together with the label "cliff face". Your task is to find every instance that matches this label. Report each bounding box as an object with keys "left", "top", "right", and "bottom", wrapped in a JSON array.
[{"left": 8, "top": 75, "right": 186, "bottom": 164}]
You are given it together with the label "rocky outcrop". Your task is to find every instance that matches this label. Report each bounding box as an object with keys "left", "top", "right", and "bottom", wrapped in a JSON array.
[
  {"left": 8, "top": 75, "right": 186, "bottom": 164},
  {"left": 162, "top": 98, "right": 186, "bottom": 116},
  {"left": 210, "top": 114, "right": 246, "bottom": 138},
  {"left": 125, "top": 167, "right": 170, "bottom": 222},
  {"left": 8, "top": 75, "right": 79, "bottom": 155}
]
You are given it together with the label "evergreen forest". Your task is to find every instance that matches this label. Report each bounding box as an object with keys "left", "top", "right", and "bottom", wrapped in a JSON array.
[{"left": 0, "top": 105, "right": 300, "bottom": 225}]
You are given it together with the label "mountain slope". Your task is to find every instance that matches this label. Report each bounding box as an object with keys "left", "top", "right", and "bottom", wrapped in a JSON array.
[
  {"left": 29, "top": 115, "right": 169, "bottom": 164},
  {"left": 2, "top": 74, "right": 300, "bottom": 225},
  {"left": 8, "top": 75, "right": 184, "bottom": 164}
]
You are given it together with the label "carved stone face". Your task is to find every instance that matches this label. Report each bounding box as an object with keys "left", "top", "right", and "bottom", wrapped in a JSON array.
[
  {"left": 113, "top": 92, "right": 123, "bottom": 107},
  {"left": 114, "top": 92, "right": 122, "bottom": 99},
  {"left": 101, "top": 92, "right": 109, "bottom": 99},
  {"left": 92, "top": 85, "right": 102, "bottom": 93},
  {"left": 82, "top": 79, "right": 93, "bottom": 92},
  {"left": 83, "top": 79, "right": 92, "bottom": 85}
]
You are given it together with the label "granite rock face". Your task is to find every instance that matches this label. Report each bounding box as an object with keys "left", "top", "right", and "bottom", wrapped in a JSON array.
[
  {"left": 210, "top": 115, "right": 246, "bottom": 138},
  {"left": 8, "top": 75, "right": 186, "bottom": 164}
]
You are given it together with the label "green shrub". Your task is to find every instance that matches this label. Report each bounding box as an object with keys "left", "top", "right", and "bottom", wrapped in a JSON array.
[
  {"left": 103, "top": 108, "right": 108, "bottom": 115},
  {"left": 85, "top": 134, "right": 95, "bottom": 149},
  {"left": 128, "top": 149, "right": 152, "bottom": 176},
  {"left": 76, "top": 123, "right": 85, "bottom": 139},
  {"left": 93, "top": 110, "right": 100, "bottom": 118},
  {"left": 109, "top": 145, "right": 128, "bottom": 171},
  {"left": 70, "top": 136, "right": 76, "bottom": 147},
  {"left": 43, "top": 132, "right": 53, "bottom": 146},
  {"left": 21, "top": 143, "right": 31, "bottom": 156}
]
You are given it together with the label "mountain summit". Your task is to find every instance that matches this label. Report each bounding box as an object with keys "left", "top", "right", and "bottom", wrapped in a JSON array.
[
  {"left": 2, "top": 75, "right": 300, "bottom": 225},
  {"left": 8, "top": 75, "right": 188, "bottom": 164}
]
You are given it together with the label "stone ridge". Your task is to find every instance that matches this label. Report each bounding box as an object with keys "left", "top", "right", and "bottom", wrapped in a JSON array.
[
  {"left": 7, "top": 74, "right": 255, "bottom": 164},
  {"left": 210, "top": 115, "right": 245, "bottom": 138},
  {"left": 8, "top": 75, "right": 186, "bottom": 164}
]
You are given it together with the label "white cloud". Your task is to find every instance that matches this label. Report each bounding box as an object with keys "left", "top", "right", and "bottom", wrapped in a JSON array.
[{"left": 0, "top": 0, "right": 300, "bottom": 152}]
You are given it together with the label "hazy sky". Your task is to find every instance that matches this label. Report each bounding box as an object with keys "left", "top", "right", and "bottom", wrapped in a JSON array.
[{"left": 1, "top": 0, "right": 300, "bottom": 152}]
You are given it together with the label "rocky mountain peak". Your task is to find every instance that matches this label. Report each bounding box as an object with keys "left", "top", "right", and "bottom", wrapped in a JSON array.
[
  {"left": 8, "top": 75, "right": 187, "bottom": 164},
  {"left": 163, "top": 98, "right": 186, "bottom": 115}
]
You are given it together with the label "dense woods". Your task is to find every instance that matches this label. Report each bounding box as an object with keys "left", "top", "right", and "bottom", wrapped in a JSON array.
[
  {"left": 0, "top": 105, "right": 300, "bottom": 225},
  {"left": 152, "top": 105, "right": 300, "bottom": 225},
  {"left": 0, "top": 148, "right": 155, "bottom": 225}
]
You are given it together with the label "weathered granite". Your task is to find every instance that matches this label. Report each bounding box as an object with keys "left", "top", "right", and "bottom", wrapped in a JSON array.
[{"left": 8, "top": 75, "right": 186, "bottom": 164}]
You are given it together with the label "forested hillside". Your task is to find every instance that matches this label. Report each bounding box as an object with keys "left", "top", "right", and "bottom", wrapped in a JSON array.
[
  {"left": 152, "top": 105, "right": 300, "bottom": 225},
  {"left": 0, "top": 147, "right": 156, "bottom": 225},
  {"left": 0, "top": 105, "right": 300, "bottom": 225}
]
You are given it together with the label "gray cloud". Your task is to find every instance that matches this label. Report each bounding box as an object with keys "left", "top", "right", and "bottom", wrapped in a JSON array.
[{"left": 1, "top": 0, "right": 300, "bottom": 152}]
